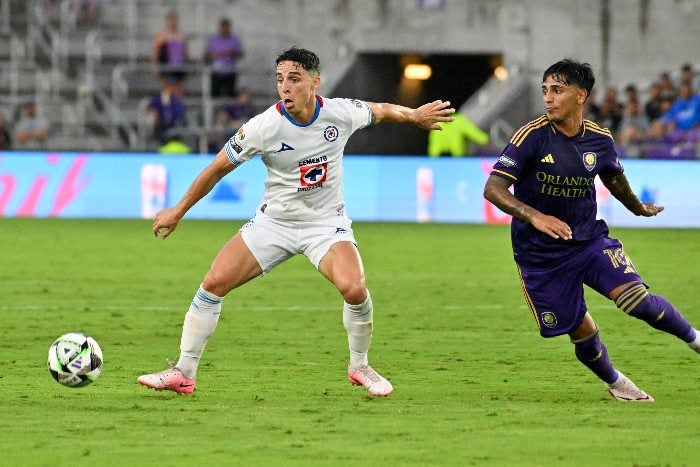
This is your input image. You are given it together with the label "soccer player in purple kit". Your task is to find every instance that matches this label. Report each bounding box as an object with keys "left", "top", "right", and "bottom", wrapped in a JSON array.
[{"left": 484, "top": 59, "right": 700, "bottom": 402}]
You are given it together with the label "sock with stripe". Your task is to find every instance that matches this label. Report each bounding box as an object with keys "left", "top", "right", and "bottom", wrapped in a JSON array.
[
  {"left": 572, "top": 327, "right": 618, "bottom": 385},
  {"left": 176, "top": 285, "right": 222, "bottom": 379},
  {"left": 343, "top": 293, "right": 373, "bottom": 371},
  {"left": 615, "top": 283, "right": 695, "bottom": 342}
]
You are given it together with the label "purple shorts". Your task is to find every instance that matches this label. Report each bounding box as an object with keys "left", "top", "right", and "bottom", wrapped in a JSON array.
[{"left": 517, "top": 235, "right": 642, "bottom": 338}]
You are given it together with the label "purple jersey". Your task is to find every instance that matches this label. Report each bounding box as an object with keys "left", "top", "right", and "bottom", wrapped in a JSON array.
[
  {"left": 490, "top": 115, "right": 623, "bottom": 266},
  {"left": 205, "top": 35, "right": 243, "bottom": 73}
]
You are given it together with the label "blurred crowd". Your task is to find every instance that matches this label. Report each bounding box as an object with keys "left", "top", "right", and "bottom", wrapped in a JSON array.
[
  {"left": 6, "top": 6, "right": 252, "bottom": 155},
  {"left": 146, "top": 10, "right": 250, "bottom": 154},
  {"left": 2, "top": 4, "right": 698, "bottom": 158},
  {"left": 584, "top": 63, "right": 700, "bottom": 159}
]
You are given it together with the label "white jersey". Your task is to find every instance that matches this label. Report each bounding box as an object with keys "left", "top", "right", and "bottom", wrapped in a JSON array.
[{"left": 223, "top": 96, "right": 373, "bottom": 220}]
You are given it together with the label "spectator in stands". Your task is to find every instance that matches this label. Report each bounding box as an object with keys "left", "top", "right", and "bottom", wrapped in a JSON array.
[
  {"left": 623, "top": 83, "right": 639, "bottom": 105},
  {"left": 206, "top": 88, "right": 255, "bottom": 153},
  {"left": 618, "top": 99, "right": 649, "bottom": 146},
  {"left": 13, "top": 101, "right": 50, "bottom": 150},
  {"left": 146, "top": 78, "right": 187, "bottom": 145},
  {"left": 658, "top": 71, "right": 677, "bottom": 103},
  {"left": 223, "top": 88, "right": 255, "bottom": 128},
  {"left": 644, "top": 81, "right": 666, "bottom": 122},
  {"left": 596, "top": 86, "right": 623, "bottom": 134},
  {"left": 657, "top": 81, "right": 700, "bottom": 137},
  {"left": 0, "top": 112, "right": 12, "bottom": 150},
  {"left": 680, "top": 63, "right": 699, "bottom": 89},
  {"left": 151, "top": 9, "right": 188, "bottom": 98},
  {"left": 204, "top": 18, "right": 245, "bottom": 98}
]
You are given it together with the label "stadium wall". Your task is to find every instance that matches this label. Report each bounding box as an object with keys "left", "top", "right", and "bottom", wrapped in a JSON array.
[{"left": 1, "top": 152, "right": 698, "bottom": 228}]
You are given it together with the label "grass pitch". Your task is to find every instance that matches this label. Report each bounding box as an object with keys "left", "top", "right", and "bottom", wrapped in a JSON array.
[{"left": 1, "top": 218, "right": 699, "bottom": 466}]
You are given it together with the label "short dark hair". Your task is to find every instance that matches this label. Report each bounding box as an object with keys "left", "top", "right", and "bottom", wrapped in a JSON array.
[
  {"left": 275, "top": 47, "right": 321, "bottom": 75},
  {"left": 543, "top": 59, "right": 595, "bottom": 100}
]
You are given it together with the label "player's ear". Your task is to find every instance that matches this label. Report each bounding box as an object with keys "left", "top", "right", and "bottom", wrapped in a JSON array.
[{"left": 578, "top": 88, "right": 588, "bottom": 105}]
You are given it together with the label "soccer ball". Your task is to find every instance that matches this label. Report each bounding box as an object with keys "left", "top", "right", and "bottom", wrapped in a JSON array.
[{"left": 47, "top": 333, "right": 103, "bottom": 387}]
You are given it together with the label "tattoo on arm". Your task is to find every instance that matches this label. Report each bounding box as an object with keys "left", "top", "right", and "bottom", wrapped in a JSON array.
[
  {"left": 484, "top": 176, "right": 538, "bottom": 222},
  {"left": 601, "top": 173, "right": 642, "bottom": 213},
  {"left": 509, "top": 203, "right": 538, "bottom": 221}
]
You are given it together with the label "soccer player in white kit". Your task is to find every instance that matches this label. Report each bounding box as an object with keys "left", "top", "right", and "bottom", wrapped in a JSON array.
[{"left": 138, "top": 47, "right": 455, "bottom": 396}]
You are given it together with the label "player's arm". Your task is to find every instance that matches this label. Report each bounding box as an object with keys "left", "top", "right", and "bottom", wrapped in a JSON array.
[
  {"left": 483, "top": 174, "right": 573, "bottom": 240},
  {"left": 367, "top": 100, "right": 455, "bottom": 130},
  {"left": 153, "top": 150, "right": 237, "bottom": 238},
  {"left": 600, "top": 172, "right": 664, "bottom": 217}
]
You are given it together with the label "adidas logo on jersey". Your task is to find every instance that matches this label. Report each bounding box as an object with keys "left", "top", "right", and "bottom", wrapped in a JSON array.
[{"left": 540, "top": 154, "right": 555, "bottom": 163}]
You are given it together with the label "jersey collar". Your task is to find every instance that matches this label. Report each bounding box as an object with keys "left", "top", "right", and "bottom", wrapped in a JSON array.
[
  {"left": 547, "top": 115, "right": 586, "bottom": 138},
  {"left": 276, "top": 95, "right": 324, "bottom": 127}
]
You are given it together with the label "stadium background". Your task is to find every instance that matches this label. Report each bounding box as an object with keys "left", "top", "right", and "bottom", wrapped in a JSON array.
[
  {"left": 1, "top": 0, "right": 699, "bottom": 224},
  {"left": 3, "top": 3, "right": 700, "bottom": 465}
]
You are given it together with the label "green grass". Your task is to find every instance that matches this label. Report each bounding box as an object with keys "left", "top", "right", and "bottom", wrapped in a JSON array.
[{"left": 1, "top": 218, "right": 699, "bottom": 466}]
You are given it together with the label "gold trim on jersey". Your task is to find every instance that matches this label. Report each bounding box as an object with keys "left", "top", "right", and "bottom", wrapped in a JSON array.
[
  {"left": 583, "top": 119, "right": 614, "bottom": 141},
  {"left": 510, "top": 115, "right": 549, "bottom": 147},
  {"left": 491, "top": 169, "right": 517, "bottom": 181},
  {"left": 517, "top": 264, "right": 540, "bottom": 330}
]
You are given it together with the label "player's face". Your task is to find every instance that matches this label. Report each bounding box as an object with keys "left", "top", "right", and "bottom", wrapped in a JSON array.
[
  {"left": 276, "top": 61, "right": 320, "bottom": 121},
  {"left": 541, "top": 75, "right": 587, "bottom": 123}
]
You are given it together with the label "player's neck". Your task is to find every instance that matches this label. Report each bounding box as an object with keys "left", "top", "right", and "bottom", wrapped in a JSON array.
[
  {"left": 288, "top": 96, "right": 318, "bottom": 125},
  {"left": 551, "top": 114, "right": 583, "bottom": 137}
]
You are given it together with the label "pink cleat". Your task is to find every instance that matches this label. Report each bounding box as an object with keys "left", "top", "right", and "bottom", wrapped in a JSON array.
[
  {"left": 348, "top": 364, "right": 393, "bottom": 397},
  {"left": 138, "top": 367, "right": 196, "bottom": 395},
  {"left": 606, "top": 372, "right": 653, "bottom": 402}
]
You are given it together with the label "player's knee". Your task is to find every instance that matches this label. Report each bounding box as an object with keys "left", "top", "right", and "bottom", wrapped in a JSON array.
[
  {"left": 201, "top": 274, "right": 230, "bottom": 298},
  {"left": 337, "top": 279, "right": 367, "bottom": 305}
]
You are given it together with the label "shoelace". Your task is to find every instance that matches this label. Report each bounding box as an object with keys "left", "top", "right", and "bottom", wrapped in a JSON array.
[{"left": 357, "top": 365, "right": 380, "bottom": 383}]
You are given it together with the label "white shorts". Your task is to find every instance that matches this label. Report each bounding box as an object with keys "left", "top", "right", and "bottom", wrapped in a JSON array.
[{"left": 239, "top": 213, "right": 357, "bottom": 273}]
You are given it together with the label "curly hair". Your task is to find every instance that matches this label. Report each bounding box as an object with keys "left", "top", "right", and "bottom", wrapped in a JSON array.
[
  {"left": 543, "top": 59, "right": 595, "bottom": 100},
  {"left": 275, "top": 47, "right": 321, "bottom": 75}
]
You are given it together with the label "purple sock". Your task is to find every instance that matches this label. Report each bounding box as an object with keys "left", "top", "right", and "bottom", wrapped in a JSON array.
[
  {"left": 631, "top": 294, "right": 695, "bottom": 343},
  {"left": 573, "top": 331, "right": 618, "bottom": 384}
]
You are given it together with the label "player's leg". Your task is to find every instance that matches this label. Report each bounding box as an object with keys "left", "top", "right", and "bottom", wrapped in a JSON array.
[
  {"left": 569, "top": 313, "right": 618, "bottom": 385},
  {"left": 138, "top": 232, "right": 264, "bottom": 394},
  {"left": 584, "top": 235, "right": 699, "bottom": 351},
  {"left": 315, "top": 240, "right": 393, "bottom": 396},
  {"left": 518, "top": 258, "right": 651, "bottom": 401},
  {"left": 176, "top": 232, "right": 264, "bottom": 376},
  {"left": 319, "top": 240, "right": 371, "bottom": 364},
  {"left": 611, "top": 281, "right": 699, "bottom": 351},
  {"left": 569, "top": 313, "right": 653, "bottom": 401}
]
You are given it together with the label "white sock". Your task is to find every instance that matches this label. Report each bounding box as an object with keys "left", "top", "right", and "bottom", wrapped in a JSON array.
[
  {"left": 177, "top": 285, "right": 222, "bottom": 379},
  {"left": 688, "top": 328, "right": 700, "bottom": 353},
  {"left": 343, "top": 293, "right": 373, "bottom": 371}
]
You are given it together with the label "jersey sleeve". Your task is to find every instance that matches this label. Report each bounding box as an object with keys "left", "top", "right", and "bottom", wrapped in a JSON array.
[
  {"left": 223, "top": 117, "right": 263, "bottom": 164},
  {"left": 598, "top": 135, "right": 624, "bottom": 178},
  {"left": 342, "top": 98, "right": 374, "bottom": 132},
  {"left": 490, "top": 123, "right": 542, "bottom": 182}
]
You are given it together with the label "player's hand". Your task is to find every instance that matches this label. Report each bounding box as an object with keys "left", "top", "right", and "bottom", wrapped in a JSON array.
[
  {"left": 635, "top": 202, "right": 665, "bottom": 217},
  {"left": 530, "top": 212, "right": 573, "bottom": 240},
  {"left": 415, "top": 100, "right": 455, "bottom": 130},
  {"left": 153, "top": 207, "right": 182, "bottom": 239}
]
